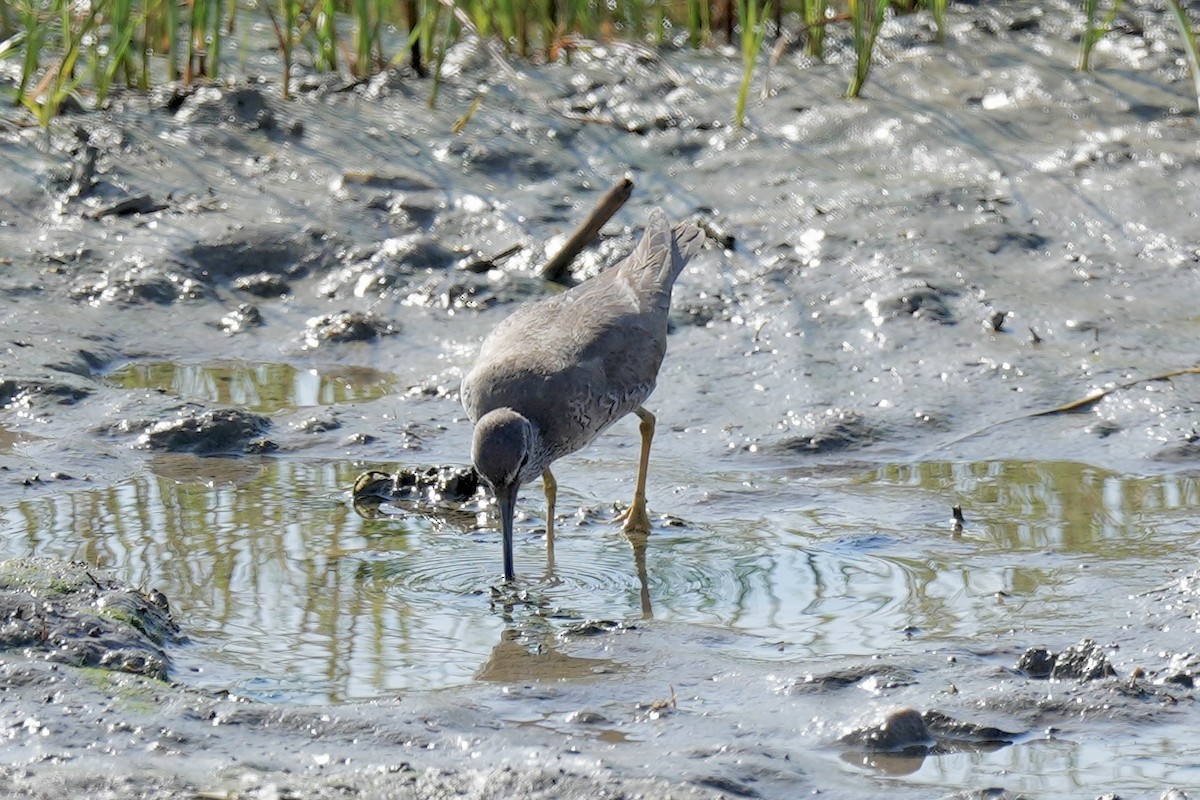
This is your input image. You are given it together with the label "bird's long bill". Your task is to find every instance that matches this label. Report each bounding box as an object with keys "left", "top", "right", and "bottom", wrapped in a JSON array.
[{"left": 496, "top": 486, "right": 517, "bottom": 582}]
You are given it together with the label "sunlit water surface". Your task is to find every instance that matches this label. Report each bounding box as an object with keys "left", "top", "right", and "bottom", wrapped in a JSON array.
[
  {"left": 105, "top": 360, "right": 396, "bottom": 412},
  {"left": 1, "top": 454, "right": 1196, "bottom": 703}
]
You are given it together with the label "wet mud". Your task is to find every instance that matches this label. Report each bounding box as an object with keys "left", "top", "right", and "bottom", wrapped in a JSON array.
[
  {"left": 2, "top": 0, "right": 1200, "bottom": 797},
  {"left": 0, "top": 557, "right": 182, "bottom": 679}
]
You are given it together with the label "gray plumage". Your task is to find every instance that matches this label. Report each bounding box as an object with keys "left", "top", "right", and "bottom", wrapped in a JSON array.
[{"left": 461, "top": 207, "right": 704, "bottom": 580}]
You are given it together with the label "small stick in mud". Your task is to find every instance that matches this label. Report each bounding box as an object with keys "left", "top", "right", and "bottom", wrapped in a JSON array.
[
  {"left": 539, "top": 177, "right": 634, "bottom": 283},
  {"left": 460, "top": 243, "right": 524, "bottom": 274},
  {"left": 933, "top": 365, "right": 1200, "bottom": 452},
  {"left": 85, "top": 194, "right": 168, "bottom": 220}
]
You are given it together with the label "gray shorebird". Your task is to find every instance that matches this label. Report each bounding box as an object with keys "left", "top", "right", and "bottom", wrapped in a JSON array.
[{"left": 461, "top": 208, "right": 704, "bottom": 581}]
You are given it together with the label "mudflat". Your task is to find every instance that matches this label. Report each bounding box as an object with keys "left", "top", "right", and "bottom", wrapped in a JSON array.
[{"left": 1, "top": 3, "right": 1199, "bottom": 798}]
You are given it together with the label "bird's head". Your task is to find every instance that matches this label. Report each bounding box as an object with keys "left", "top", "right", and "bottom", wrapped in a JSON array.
[
  {"left": 471, "top": 407, "right": 535, "bottom": 495},
  {"left": 471, "top": 408, "right": 536, "bottom": 582}
]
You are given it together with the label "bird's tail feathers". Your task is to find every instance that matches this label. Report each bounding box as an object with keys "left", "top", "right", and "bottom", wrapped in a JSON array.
[
  {"left": 638, "top": 207, "right": 705, "bottom": 288},
  {"left": 671, "top": 219, "right": 705, "bottom": 273}
]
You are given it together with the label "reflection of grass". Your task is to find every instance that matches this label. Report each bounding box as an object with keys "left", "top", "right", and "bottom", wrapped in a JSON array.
[
  {"left": 872, "top": 460, "right": 1200, "bottom": 554},
  {"left": 105, "top": 359, "right": 396, "bottom": 413}
]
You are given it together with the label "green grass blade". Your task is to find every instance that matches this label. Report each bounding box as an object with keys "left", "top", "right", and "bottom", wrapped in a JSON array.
[
  {"left": 847, "top": 0, "right": 890, "bottom": 98},
  {"left": 1166, "top": 0, "right": 1200, "bottom": 112},
  {"left": 353, "top": 0, "right": 370, "bottom": 76},
  {"left": 1080, "top": 0, "right": 1122, "bottom": 72},
  {"left": 208, "top": 0, "right": 224, "bottom": 79},
  {"left": 426, "top": 0, "right": 447, "bottom": 109},
  {"left": 804, "top": 0, "right": 827, "bottom": 58},
  {"left": 14, "top": 1, "right": 46, "bottom": 106},
  {"left": 735, "top": 0, "right": 770, "bottom": 127},
  {"left": 164, "top": 0, "right": 178, "bottom": 81},
  {"left": 1080, "top": 0, "right": 1099, "bottom": 71},
  {"left": 96, "top": 2, "right": 138, "bottom": 105},
  {"left": 315, "top": 0, "right": 337, "bottom": 72},
  {"left": 929, "top": 0, "right": 946, "bottom": 43}
]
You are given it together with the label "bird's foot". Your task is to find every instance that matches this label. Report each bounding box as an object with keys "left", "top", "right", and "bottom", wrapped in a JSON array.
[{"left": 613, "top": 498, "right": 651, "bottom": 536}]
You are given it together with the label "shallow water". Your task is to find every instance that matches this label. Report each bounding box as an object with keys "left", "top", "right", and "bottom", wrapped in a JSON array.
[
  {"left": 106, "top": 360, "right": 396, "bottom": 413},
  {"left": 6, "top": 444, "right": 1200, "bottom": 794},
  {"left": 848, "top": 737, "right": 1200, "bottom": 797},
  {"left": 3, "top": 441, "right": 1195, "bottom": 705}
]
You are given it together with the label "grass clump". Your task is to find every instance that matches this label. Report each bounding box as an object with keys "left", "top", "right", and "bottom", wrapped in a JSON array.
[
  {"left": 2, "top": 1, "right": 1199, "bottom": 127},
  {"left": 0, "top": 0, "right": 954, "bottom": 125}
]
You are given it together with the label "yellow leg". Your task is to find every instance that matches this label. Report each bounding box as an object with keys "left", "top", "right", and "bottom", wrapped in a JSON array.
[
  {"left": 617, "top": 407, "right": 654, "bottom": 535},
  {"left": 542, "top": 468, "right": 557, "bottom": 572}
]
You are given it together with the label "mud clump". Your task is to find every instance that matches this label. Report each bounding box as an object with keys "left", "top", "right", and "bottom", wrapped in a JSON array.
[
  {"left": 0, "top": 557, "right": 183, "bottom": 680},
  {"left": 84, "top": 194, "right": 169, "bottom": 220},
  {"left": 304, "top": 311, "right": 398, "bottom": 346},
  {"left": 353, "top": 465, "right": 481, "bottom": 509},
  {"left": 1051, "top": 639, "right": 1118, "bottom": 681},
  {"left": 774, "top": 410, "right": 880, "bottom": 454},
  {"left": 1153, "top": 435, "right": 1200, "bottom": 464},
  {"left": 135, "top": 408, "right": 273, "bottom": 454},
  {"left": 671, "top": 291, "right": 735, "bottom": 327},
  {"left": 217, "top": 303, "right": 263, "bottom": 334},
  {"left": 332, "top": 169, "right": 440, "bottom": 195},
  {"left": 72, "top": 263, "right": 213, "bottom": 305},
  {"left": 232, "top": 272, "right": 292, "bottom": 298},
  {"left": 982, "top": 230, "right": 1050, "bottom": 255},
  {"left": 293, "top": 411, "right": 340, "bottom": 434},
  {"left": 182, "top": 224, "right": 331, "bottom": 282},
  {"left": 921, "top": 711, "right": 1019, "bottom": 747},
  {"left": 316, "top": 235, "right": 461, "bottom": 299},
  {"left": 173, "top": 85, "right": 283, "bottom": 133},
  {"left": 787, "top": 664, "right": 916, "bottom": 693},
  {"left": 1015, "top": 646, "right": 1056, "bottom": 678},
  {"left": 352, "top": 465, "right": 485, "bottom": 530},
  {"left": 0, "top": 378, "right": 92, "bottom": 408},
  {"left": 839, "top": 707, "right": 933, "bottom": 753},
  {"left": 872, "top": 283, "right": 958, "bottom": 324},
  {"left": 561, "top": 619, "right": 631, "bottom": 638},
  {"left": 1016, "top": 638, "right": 1117, "bottom": 681},
  {"left": 840, "top": 708, "right": 1021, "bottom": 759}
]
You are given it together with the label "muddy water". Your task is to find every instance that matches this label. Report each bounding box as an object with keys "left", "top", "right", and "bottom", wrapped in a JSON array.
[
  {"left": 2, "top": 1, "right": 1200, "bottom": 797},
  {"left": 4, "top": 433, "right": 1197, "bottom": 703}
]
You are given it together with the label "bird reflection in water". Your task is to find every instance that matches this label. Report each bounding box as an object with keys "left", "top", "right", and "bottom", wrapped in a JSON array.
[{"left": 473, "top": 625, "right": 618, "bottom": 683}]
